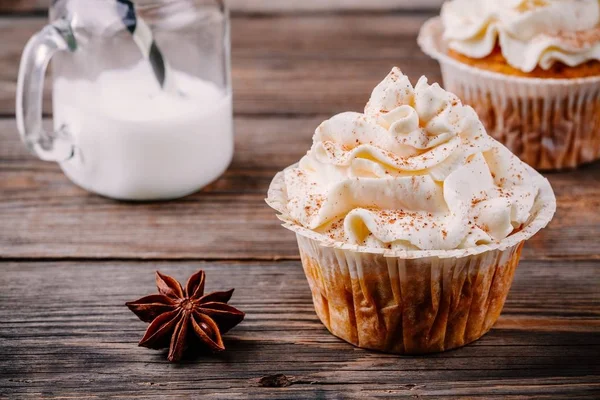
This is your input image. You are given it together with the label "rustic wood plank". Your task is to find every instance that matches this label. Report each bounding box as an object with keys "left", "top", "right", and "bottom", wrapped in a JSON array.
[
  {"left": 0, "top": 0, "right": 45, "bottom": 13},
  {"left": 0, "top": 118, "right": 596, "bottom": 260},
  {"left": 229, "top": 0, "right": 443, "bottom": 13},
  {"left": 0, "top": 15, "right": 439, "bottom": 116},
  {"left": 1, "top": 117, "right": 600, "bottom": 260},
  {"left": 0, "top": 0, "right": 443, "bottom": 14},
  {"left": 0, "top": 260, "right": 598, "bottom": 399}
]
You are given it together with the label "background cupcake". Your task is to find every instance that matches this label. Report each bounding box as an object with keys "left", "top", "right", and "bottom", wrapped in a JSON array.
[
  {"left": 266, "top": 68, "right": 556, "bottom": 354},
  {"left": 418, "top": 0, "right": 600, "bottom": 170}
]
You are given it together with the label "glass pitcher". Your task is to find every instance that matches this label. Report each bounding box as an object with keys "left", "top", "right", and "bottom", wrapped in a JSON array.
[{"left": 16, "top": 0, "right": 233, "bottom": 200}]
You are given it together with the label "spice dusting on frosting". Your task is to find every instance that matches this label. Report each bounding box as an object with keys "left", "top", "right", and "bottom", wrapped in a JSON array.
[
  {"left": 516, "top": 0, "right": 548, "bottom": 13},
  {"left": 282, "top": 68, "right": 540, "bottom": 251},
  {"left": 441, "top": 0, "right": 600, "bottom": 72}
]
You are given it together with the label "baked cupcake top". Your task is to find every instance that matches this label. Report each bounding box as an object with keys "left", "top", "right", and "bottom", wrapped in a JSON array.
[
  {"left": 281, "top": 68, "right": 540, "bottom": 251},
  {"left": 441, "top": 0, "right": 600, "bottom": 72}
]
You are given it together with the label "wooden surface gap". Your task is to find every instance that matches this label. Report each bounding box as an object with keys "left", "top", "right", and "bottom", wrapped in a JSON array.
[
  {"left": 228, "top": 8, "right": 438, "bottom": 18},
  {"left": 0, "top": 256, "right": 301, "bottom": 263},
  {"left": 3, "top": 254, "right": 600, "bottom": 262}
]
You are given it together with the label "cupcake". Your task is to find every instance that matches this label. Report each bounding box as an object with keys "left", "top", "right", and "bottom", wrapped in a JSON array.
[
  {"left": 266, "top": 68, "right": 555, "bottom": 354},
  {"left": 418, "top": 0, "right": 600, "bottom": 170}
]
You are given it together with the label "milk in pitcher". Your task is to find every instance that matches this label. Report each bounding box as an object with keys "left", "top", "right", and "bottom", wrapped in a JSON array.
[{"left": 53, "top": 61, "right": 233, "bottom": 200}]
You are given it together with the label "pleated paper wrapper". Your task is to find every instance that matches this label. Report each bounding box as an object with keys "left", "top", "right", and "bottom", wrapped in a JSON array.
[
  {"left": 266, "top": 165, "right": 555, "bottom": 353},
  {"left": 418, "top": 17, "right": 600, "bottom": 171}
]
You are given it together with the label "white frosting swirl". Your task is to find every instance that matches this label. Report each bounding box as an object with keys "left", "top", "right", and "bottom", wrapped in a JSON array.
[
  {"left": 441, "top": 0, "right": 600, "bottom": 72},
  {"left": 283, "top": 68, "right": 540, "bottom": 251}
]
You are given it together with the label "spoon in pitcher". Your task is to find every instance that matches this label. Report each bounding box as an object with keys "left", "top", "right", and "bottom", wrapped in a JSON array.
[{"left": 116, "top": 0, "right": 181, "bottom": 95}]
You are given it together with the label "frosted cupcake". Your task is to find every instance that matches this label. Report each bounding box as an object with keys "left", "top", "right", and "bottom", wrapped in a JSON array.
[
  {"left": 418, "top": 0, "right": 600, "bottom": 170},
  {"left": 266, "top": 68, "right": 555, "bottom": 354}
]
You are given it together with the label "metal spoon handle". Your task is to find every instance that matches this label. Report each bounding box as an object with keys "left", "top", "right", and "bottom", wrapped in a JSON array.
[{"left": 117, "top": 0, "right": 169, "bottom": 89}]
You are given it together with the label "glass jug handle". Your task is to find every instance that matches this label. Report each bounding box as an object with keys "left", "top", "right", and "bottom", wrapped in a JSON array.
[{"left": 16, "top": 19, "right": 77, "bottom": 162}]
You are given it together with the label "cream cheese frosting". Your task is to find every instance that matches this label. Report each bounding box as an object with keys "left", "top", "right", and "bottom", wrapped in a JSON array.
[
  {"left": 282, "top": 68, "right": 540, "bottom": 251},
  {"left": 441, "top": 0, "right": 600, "bottom": 72}
]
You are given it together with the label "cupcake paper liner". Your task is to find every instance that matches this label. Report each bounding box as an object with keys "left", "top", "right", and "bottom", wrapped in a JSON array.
[
  {"left": 418, "top": 17, "right": 600, "bottom": 171},
  {"left": 297, "top": 234, "right": 523, "bottom": 353},
  {"left": 266, "top": 164, "right": 555, "bottom": 353}
]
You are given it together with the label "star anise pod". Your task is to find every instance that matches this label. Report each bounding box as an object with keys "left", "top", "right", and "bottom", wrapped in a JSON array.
[{"left": 126, "top": 270, "right": 244, "bottom": 362}]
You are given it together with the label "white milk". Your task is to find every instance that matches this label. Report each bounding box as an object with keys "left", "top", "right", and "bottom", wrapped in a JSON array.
[{"left": 53, "top": 61, "right": 233, "bottom": 200}]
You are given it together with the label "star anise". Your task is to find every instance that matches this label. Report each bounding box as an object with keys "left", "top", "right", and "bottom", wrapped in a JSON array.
[{"left": 126, "top": 270, "right": 244, "bottom": 362}]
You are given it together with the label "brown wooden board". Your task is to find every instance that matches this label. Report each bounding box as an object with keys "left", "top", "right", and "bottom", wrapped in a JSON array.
[
  {"left": 0, "top": 260, "right": 598, "bottom": 399},
  {"left": 0, "top": 0, "right": 46, "bottom": 13},
  {"left": 2, "top": 118, "right": 600, "bottom": 260}
]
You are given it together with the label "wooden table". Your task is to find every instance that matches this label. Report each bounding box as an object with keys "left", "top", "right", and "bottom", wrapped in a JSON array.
[{"left": 1, "top": 8, "right": 599, "bottom": 400}]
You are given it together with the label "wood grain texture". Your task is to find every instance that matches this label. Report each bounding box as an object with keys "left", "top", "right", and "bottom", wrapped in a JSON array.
[
  {"left": 0, "top": 0, "right": 443, "bottom": 14},
  {"left": 228, "top": 0, "right": 443, "bottom": 13},
  {"left": 0, "top": 15, "right": 439, "bottom": 116},
  {"left": 0, "top": 10, "right": 599, "bottom": 400},
  {"left": 0, "top": 260, "right": 598, "bottom": 399},
  {"left": 2, "top": 117, "right": 600, "bottom": 260}
]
